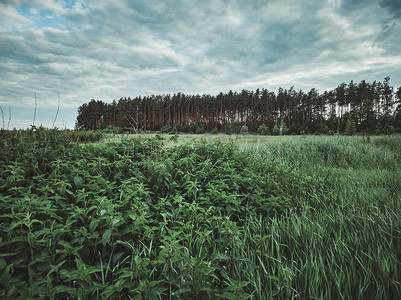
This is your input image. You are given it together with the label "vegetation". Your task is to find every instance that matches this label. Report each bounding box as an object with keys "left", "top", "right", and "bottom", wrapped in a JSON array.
[
  {"left": 256, "top": 124, "right": 270, "bottom": 135},
  {"left": 0, "top": 128, "right": 400, "bottom": 299},
  {"left": 76, "top": 77, "right": 401, "bottom": 135}
]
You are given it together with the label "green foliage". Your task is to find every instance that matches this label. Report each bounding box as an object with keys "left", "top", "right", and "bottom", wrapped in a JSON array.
[
  {"left": 161, "top": 125, "right": 173, "bottom": 133},
  {"left": 211, "top": 128, "right": 219, "bottom": 135},
  {"left": 345, "top": 117, "right": 357, "bottom": 135},
  {"left": 76, "top": 78, "right": 399, "bottom": 136},
  {"left": 272, "top": 120, "right": 289, "bottom": 135},
  {"left": 240, "top": 125, "right": 248, "bottom": 135},
  {"left": 173, "top": 124, "right": 182, "bottom": 133},
  {"left": 1, "top": 131, "right": 400, "bottom": 299},
  {"left": 169, "top": 133, "right": 179, "bottom": 142},
  {"left": 242, "top": 136, "right": 401, "bottom": 299},
  {"left": 256, "top": 124, "right": 270, "bottom": 135},
  {"left": 68, "top": 130, "right": 103, "bottom": 143},
  {"left": 225, "top": 122, "right": 241, "bottom": 135},
  {"left": 0, "top": 130, "right": 301, "bottom": 298},
  {"left": 272, "top": 124, "right": 280, "bottom": 135},
  {"left": 195, "top": 126, "right": 205, "bottom": 134},
  {"left": 315, "top": 123, "right": 329, "bottom": 134},
  {"left": 279, "top": 119, "right": 289, "bottom": 135},
  {"left": 188, "top": 122, "right": 205, "bottom": 134}
]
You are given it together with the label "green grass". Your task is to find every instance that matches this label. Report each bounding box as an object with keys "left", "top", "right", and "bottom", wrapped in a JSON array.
[
  {"left": 240, "top": 136, "right": 401, "bottom": 299},
  {"left": 0, "top": 130, "right": 400, "bottom": 299},
  {"left": 101, "top": 132, "right": 316, "bottom": 148}
]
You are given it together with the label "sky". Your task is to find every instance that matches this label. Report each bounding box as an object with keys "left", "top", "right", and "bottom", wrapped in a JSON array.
[{"left": 1, "top": 0, "right": 401, "bottom": 129}]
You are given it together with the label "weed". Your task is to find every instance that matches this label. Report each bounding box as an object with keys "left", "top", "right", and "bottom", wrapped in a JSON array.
[{"left": 0, "top": 131, "right": 400, "bottom": 299}]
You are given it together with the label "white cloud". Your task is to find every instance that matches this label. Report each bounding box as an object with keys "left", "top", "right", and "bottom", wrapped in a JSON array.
[
  {"left": 0, "top": 4, "right": 31, "bottom": 28},
  {"left": 0, "top": 0, "right": 400, "bottom": 128}
]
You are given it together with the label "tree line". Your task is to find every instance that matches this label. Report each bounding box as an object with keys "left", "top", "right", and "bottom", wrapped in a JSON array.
[{"left": 76, "top": 77, "right": 401, "bottom": 134}]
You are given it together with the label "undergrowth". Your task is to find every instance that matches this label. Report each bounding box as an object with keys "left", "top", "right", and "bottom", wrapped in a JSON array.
[{"left": 0, "top": 130, "right": 400, "bottom": 299}]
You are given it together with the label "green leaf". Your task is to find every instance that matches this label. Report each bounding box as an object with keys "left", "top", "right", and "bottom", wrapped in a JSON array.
[
  {"left": 0, "top": 265, "right": 11, "bottom": 282},
  {"left": 172, "top": 288, "right": 192, "bottom": 295},
  {"left": 89, "top": 219, "right": 100, "bottom": 232},
  {"left": 53, "top": 285, "right": 76, "bottom": 295},
  {"left": 0, "top": 259, "right": 6, "bottom": 270},
  {"left": 102, "top": 229, "right": 112, "bottom": 245},
  {"left": 0, "top": 252, "right": 19, "bottom": 258},
  {"left": 73, "top": 176, "right": 83, "bottom": 189},
  {"left": 2, "top": 175, "right": 16, "bottom": 189},
  {"left": 213, "top": 252, "right": 231, "bottom": 261}
]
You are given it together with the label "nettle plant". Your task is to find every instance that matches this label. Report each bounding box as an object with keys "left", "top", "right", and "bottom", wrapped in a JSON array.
[
  {"left": 1, "top": 130, "right": 400, "bottom": 299},
  {"left": 0, "top": 130, "right": 303, "bottom": 298}
]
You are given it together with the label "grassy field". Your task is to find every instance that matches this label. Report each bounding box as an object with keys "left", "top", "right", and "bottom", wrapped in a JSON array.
[
  {"left": 0, "top": 130, "right": 400, "bottom": 299},
  {"left": 102, "top": 132, "right": 314, "bottom": 147}
]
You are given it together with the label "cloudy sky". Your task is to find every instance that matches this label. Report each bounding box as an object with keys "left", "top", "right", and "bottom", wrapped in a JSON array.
[{"left": 1, "top": 0, "right": 401, "bottom": 129}]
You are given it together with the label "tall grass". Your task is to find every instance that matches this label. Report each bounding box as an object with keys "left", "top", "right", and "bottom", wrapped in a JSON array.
[
  {"left": 0, "top": 131, "right": 400, "bottom": 299},
  {"left": 240, "top": 136, "right": 401, "bottom": 299}
]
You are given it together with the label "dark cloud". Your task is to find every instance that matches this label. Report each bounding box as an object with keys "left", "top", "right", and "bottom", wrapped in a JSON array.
[{"left": 380, "top": 0, "right": 401, "bottom": 18}]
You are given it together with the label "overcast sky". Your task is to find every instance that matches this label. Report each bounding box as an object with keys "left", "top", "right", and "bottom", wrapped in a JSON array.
[{"left": 1, "top": 0, "right": 401, "bottom": 129}]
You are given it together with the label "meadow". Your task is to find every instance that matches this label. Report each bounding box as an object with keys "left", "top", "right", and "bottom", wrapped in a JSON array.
[{"left": 0, "top": 129, "right": 400, "bottom": 299}]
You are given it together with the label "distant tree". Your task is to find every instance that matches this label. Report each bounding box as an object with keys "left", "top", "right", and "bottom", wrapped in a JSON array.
[
  {"left": 76, "top": 77, "right": 397, "bottom": 135},
  {"left": 395, "top": 86, "right": 401, "bottom": 111},
  {"left": 381, "top": 76, "right": 394, "bottom": 115},
  {"left": 345, "top": 117, "right": 356, "bottom": 135}
]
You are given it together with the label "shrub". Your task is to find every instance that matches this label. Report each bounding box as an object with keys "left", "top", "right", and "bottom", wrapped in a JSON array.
[
  {"left": 211, "top": 128, "right": 219, "bottom": 135},
  {"left": 279, "top": 119, "right": 289, "bottom": 135},
  {"left": 195, "top": 126, "right": 205, "bottom": 134},
  {"left": 272, "top": 120, "right": 289, "bottom": 135},
  {"left": 170, "top": 133, "right": 179, "bottom": 142},
  {"left": 272, "top": 124, "right": 280, "bottom": 135},
  {"left": 345, "top": 118, "right": 356, "bottom": 135},
  {"left": 257, "top": 124, "right": 270, "bottom": 135},
  {"left": 181, "top": 124, "right": 191, "bottom": 133},
  {"left": 161, "top": 125, "right": 172, "bottom": 133},
  {"left": 173, "top": 124, "right": 182, "bottom": 133},
  {"left": 240, "top": 125, "right": 249, "bottom": 135},
  {"left": 190, "top": 122, "right": 205, "bottom": 134},
  {"left": 225, "top": 122, "right": 241, "bottom": 135},
  {"left": 316, "top": 124, "right": 329, "bottom": 135}
]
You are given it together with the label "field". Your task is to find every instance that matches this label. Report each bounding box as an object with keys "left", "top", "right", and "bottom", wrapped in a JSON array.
[{"left": 1, "top": 129, "right": 400, "bottom": 299}]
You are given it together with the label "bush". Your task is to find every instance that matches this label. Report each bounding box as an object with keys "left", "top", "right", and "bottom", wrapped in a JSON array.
[
  {"left": 257, "top": 124, "right": 270, "bottom": 135},
  {"left": 240, "top": 125, "right": 249, "bottom": 135},
  {"left": 272, "top": 120, "right": 289, "bottom": 135},
  {"left": 181, "top": 124, "right": 191, "bottom": 133},
  {"left": 190, "top": 122, "right": 205, "bottom": 134},
  {"left": 225, "top": 122, "right": 241, "bottom": 135},
  {"left": 170, "top": 133, "right": 179, "bottom": 142},
  {"left": 69, "top": 130, "right": 103, "bottom": 143},
  {"left": 195, "top": 126, "right": 205, "bottom": 134},
  {"left": 316, "top": 124, "right": 329, "bottom": 135},
  {"left": 173, "top": 124, "right": 182, "bottom": 133},
  {"left": 345, "top": 118, "right": 356, "bottom": 136},
  {"left": 161, "top": 125, "right": 172, "bottom": 133},
  {"left": 272, "top": 124, "right": 280, "bottom": 135},
  {"left": 279, "top": 120, "right": 289, "bottom": 135},
  {"left": 211, "top": 128, "right": 219, "bottom": 135}
]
